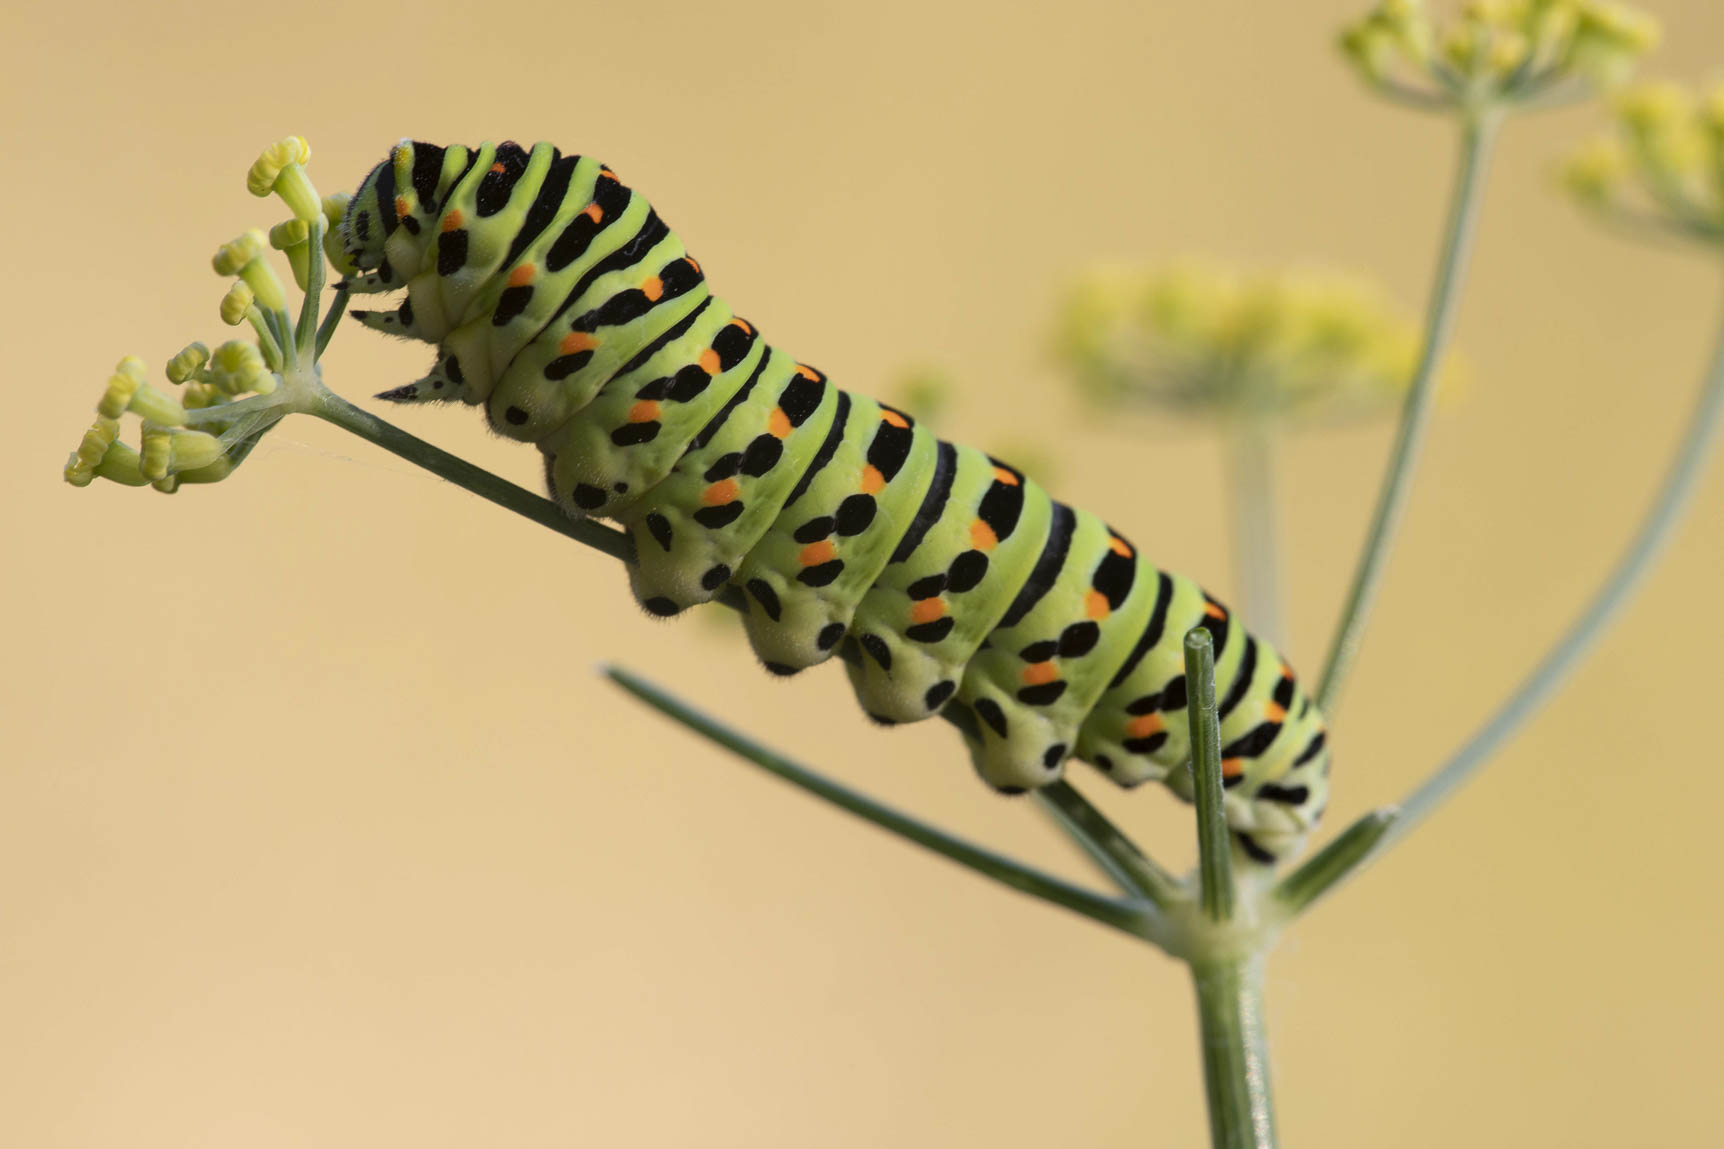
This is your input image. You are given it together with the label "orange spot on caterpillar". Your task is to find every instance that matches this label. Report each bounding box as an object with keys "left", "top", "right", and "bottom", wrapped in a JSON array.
[
  {"left": 795, "top": 364, "right": 819, "bottom": 380},
  {"left": 729, "top": 317, "right": 752, "bottom": 334},
  {"left": 970, "top": 520, "right": 998, "bottom": 551},
  {"left": 1086, "top": 590, "right": 1111, "bottom": 620},
  {"left": 702, "top": 478, "right": 739, "bottom": 506},
  {"left": 642, "top": 277, "right": 664, "bottom": 302},
  {"left": 507, "top": 264, "right": 536, "bottom": 287},
  {"left": 627, "top": 400, "right": 661, "bottom": 424},
  {"left": 1264, "top": 704, "right": 1287, "bottom": 723},
  {"left": 910, "top": 598, "right": 947, "bottom": 625},
  {"left": 1204, "top": 602, "right": 1227, "bottom": 620},
  {"left": 582, "top": 202, "right": 604, "bottom": 223},
  {"left": 394, "top": 196, "right": 410, "bottom": 219},
  {"left": 1125, "top": 713, "right": 1165, "bottom": 739},
  {"left": 1021, "top": 661, "right": 1059, "bottom": 686},
  {"left": 699, "top": 348, "right": 721, "bottom": 374},
  {"left": 599, "top": 168, "right": 619, "bottom": 180},
  {"left": 686, "top": 257, "right": 702, "bottom": 273},
  {"left": 799, "top": 540, "right": 837, "bottom": 567},
  {"left": 860, "top": 465, "right": 885, "bottom": 493},
  {"left": 768, "top": 408, "right": 792, "bottom": 438},
  {"left": 489, "top": 161, "right": 506, "bottom": 173},
  {"left": 560, "top": 332, "right": 598, "bottom": 355},
  {"left": 1109, "top": 535, "right": 1133, "bottom": 557},
  {"left": 991, "top": 466, "right": 1020, "bottom": 486},
  {"left": 441, "top": 210, "right": 464, "bottom": 232},
  {"left": 1222, "top": 759, "right": 1245, "bottom": 778},
  {"left": 881, "top": 408, "right": 910, "bottom": 429}
]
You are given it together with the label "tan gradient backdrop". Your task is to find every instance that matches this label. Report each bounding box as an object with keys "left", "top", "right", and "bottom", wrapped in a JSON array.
[{"left": 5, "top": 0, "right": 1724, "bottom": 1145}]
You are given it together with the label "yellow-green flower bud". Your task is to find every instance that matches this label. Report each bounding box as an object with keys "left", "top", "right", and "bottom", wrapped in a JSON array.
[
  {"left": 96, "top": 357, "right": 187, "bottom": 426},
  {"left": 1339, "top": 20, "right": 1396, "bottom": 83},
  {"left": 1488, "top": 29, "right": 1531, "bottom": 77},
  {"left": 220, "top": 281, "right": 256, "bottom": 326},
  {"left": 1379, "top": 0, "right": 1433, "bottom": 63},
  {"left": 1441, "top": 23, "right": 1481, "bottom": 74},
  {"left": 152, "top": 474, "right": 180, "bottom": 494},
  {"left": 140, "top": 425, "right": 227, "bottom": 479},
  {"left": 212, "top": 229, "right": 267, "bottom": 276},
  {"left": 270, "top": 217, "right": 313, "bottom": 289},
  {"left": 1532, "top": 1, "right": 1580, "bottom": 57},
  {"left": 166, "top": 342, "right": 210, "bottom": 384},
  {"left": 212, "top": 228, "right": 288, "bottom": 314},
  {"left": 139, "top": 424, "right": 172, "bottom": 481},
  {"left": 182, "top": 382, "right": 222, "bottom": 409},
  {"left": 207, "top": 339, "right": 275, "bottom": 395},
  {"left": 1562, "top": 137, "right": 1629, "bottom": 203},
  {"left": 64, "top": 415, "right": 121, "bottom": 486},
  {"left": 247, "top": 135, "right": 321, "bottom": 223},
  {"left": 1568, "top": 2, "right": 1660, "bottom": 87}
]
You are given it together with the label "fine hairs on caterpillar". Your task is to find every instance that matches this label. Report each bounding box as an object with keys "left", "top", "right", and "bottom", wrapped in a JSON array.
[{"left": 338, "top": 140, "right": 1331, "bottom": 863}]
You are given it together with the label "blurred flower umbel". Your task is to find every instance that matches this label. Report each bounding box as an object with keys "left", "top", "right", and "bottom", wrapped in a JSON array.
[
  {"left": 1340, "top": 0, "right": 1658, "bottom": 110},
  {"left": 1564, "top": 80, "right": 1724, "bottom": 244},
  {"left": 1053, "top": 265, "right": 1458, "bottom": 427},
  {"left": 63, "top": 136, "right": 346, "bottom": 494}
]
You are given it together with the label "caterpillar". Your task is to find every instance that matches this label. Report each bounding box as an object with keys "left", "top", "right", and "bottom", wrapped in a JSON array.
[{"left": 337, "top": 140, "right": 1331, "bottom": 863}]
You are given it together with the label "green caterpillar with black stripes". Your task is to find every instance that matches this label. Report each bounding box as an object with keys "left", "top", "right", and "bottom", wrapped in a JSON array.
[{"left": 338, "top": 139, "right": 1330, "bottom": 863}]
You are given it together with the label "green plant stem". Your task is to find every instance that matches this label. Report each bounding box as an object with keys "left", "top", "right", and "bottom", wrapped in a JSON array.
[
  {"left": 1288, "top": 306, "right": 1724, "bottom": 908},
  {"left": 1185, "top": 628, "right": 1233, "bottom": 922},
  {"left": 310, "top": 386, "right": 637, "bottom": 563},
  {"left": 1033, "top": 783, "right": 1185, "bottom": 909},
  {"left": 1225, "top": 417, "right": 1283, "bottom": 646},
  {"left": 605, "top": 665, "right": 1160, "bottom": 941},
  {"left": 1316, "top": 111, "right": 1500, "bottom": 716},
  {"left": 316, "top": 286, "right": 351, "bottom": 359},
  {"left": 1268, "top": 807, "right": 1398, "bottom": 917},
  {"left": 1192, "top": 956, "right": 1277, "bottom": 1149}
]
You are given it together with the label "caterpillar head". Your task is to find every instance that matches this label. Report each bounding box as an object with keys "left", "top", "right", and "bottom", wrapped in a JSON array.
[{"left": 339, "top": 149, "right": 399, "bottom": 272}]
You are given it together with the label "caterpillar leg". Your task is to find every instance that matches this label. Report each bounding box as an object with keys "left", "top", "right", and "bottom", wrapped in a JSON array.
[
  {"left": 733, "top": 396, "right": 937, "bottom": 674},
  {"left": 842, "top": 446, "right": 1054, "bottom": 724},
  {"left": 954, "top": 510, "right": 1157, "bottom": 791}
]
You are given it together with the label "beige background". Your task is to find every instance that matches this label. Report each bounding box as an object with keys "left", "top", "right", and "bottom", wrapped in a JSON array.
[{"left": 6, "top": 0, "right": 1724, "bottom": 1145}]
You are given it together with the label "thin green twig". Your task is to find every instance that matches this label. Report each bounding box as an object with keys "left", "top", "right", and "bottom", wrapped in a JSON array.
[
  {"left": 311, "top": 386, "right": 638, "bottom": 563},
  {"left": 1033, "top": 784, "right": 1185, "bottom": 909},
  {"left": 1393, "top": 310, "right": 1724, "bottom": 832},
  {"left": 1225, "top": 417, "right": 1283, "bottom": 646},
  {"left": 1185, "top": 628, "right": 1233, "bottom": 922},
  {"left": 1290, "top": 304, "right": 1724, "bottom": 906},
  {"left": 1316, "top": 112, "right": 1500, "bottom": 715},
  {"left": 605, "top": 665, "right": 1160, "bottom": 940}
]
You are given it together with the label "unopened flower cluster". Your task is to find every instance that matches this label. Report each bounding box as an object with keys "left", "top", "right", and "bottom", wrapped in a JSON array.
[
  {"left": 1053, "top": 266, "right": 1455, "bottom": 425},
  {"left": 1564, "top": 81, "right": 1724, "bottom": 244},
  {"left": 64, "top": 138, "right": 347, "bottom": 492},
  {"left": 1340, "top": 0, "right": 1658, "bottom": 107}
]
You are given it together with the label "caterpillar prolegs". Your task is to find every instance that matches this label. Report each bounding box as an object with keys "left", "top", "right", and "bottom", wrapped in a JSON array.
[{"left": 339, "top": 140, "right": 1331, "bottom": 863}]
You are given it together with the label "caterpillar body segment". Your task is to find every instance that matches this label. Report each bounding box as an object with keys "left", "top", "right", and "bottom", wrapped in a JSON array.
[
  {"left": 617, "top": 351, "right": 840, "bottom": 616},
  {"left": 954, "top": 512, "right": 1160, "bottom": 793},
  {"left": 339, "top": 139, "right": 1333, "bottom": 863},
  {"left": 842, "top": 446, "right": 1055, "bottom": 725},
  {"left": 733, "top": 393, "right": 940, "bottom": 675}
]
